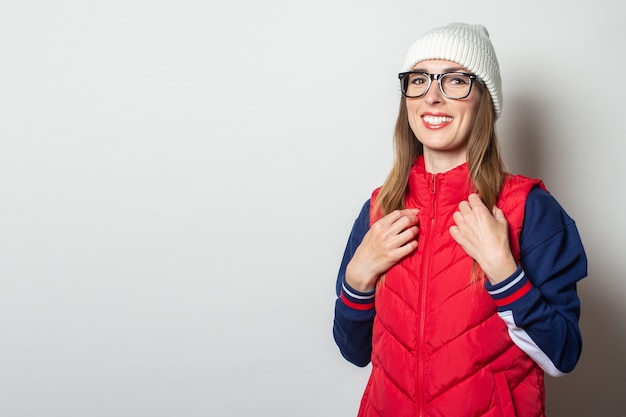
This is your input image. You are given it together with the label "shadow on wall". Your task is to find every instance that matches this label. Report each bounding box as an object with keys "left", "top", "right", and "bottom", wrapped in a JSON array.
[
  {"left": 498, "top": 96, "right": 546, "bottom": 180},
  {"left": 504, "top": 97, "right": 626, "bottom": 416},
  {"left": 545, "top": 271, "right": 626, "bottom": 416}
]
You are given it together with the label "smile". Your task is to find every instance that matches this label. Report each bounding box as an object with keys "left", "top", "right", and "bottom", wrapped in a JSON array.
[
  {"left": 421, "top": 115, "right": 453, "bottom": 129},
  {"left": 422, "top": 115, "right": 453, "bottom": 125}
]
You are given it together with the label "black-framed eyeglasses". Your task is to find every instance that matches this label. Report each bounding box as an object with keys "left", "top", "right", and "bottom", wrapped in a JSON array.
[{"left": 398, "top": 71, "right": 482, "bottom": 99}]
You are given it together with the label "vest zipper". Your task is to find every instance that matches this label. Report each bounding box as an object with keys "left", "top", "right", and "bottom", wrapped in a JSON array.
[
  {"left": 417, "top": 173, "right": 437, "bottom": 417},
  {"left": 431, "top": 173, "right": 437, "bottom": 221}
]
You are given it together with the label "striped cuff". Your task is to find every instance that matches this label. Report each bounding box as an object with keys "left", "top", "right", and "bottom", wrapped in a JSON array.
[
  {"left": 485, "top": 266, "right": 533, "bottom": 311},
  {"left": 340, "top": 280, "right": 375, "bottom": 311}
]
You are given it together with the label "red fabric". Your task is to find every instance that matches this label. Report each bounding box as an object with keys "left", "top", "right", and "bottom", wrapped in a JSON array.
[
  {"left": 340, "top": 293, "right": 376, "bottom": 310},
  {"left": 493, "top": 281, "right": 532, "bottom": 307},
  {"left": 358, "top": 157, "right": 545, "bottom": 417}
]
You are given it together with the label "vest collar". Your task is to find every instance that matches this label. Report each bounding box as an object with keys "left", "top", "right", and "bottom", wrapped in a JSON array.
[{"left": 407, "top": 156, "right": 473, "bottom": 208}]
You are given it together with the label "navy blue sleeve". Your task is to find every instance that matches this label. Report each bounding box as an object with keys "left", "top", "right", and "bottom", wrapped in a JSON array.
[
  {"left": 485, "top": 187, "right": 587, "bottom": 375},
  {"left": 332, "top": 199, "right": 376, "bottom": 367}
]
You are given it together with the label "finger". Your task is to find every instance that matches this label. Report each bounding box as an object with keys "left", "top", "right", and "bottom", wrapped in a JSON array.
[
  {"left": 392, "top": 235, "right": 419, "bottom": 259},
  {"left": 467, "top": 193, "right": 484, "bottom": 206},
  {"left": 467, "top": 193, "right": 490, "bottom": 214},
  {"left": 376, "top": 208, "right": 418, "bottom": 230},
  {"left": 400, "top": 239, "right": 419, "bottom": 256},
  {"left": 458, "top": 201, "right": 472, "bottom": 216},
  {"left": 492, "top": 206, "right": 508, "bottom": 225},
  {"left": 384, "top": 222, "right": 418, "bottom": 253},
  {"left": 449, "top": 225, "right": 465, "bottom": 246},
  {"left": 395, "top": 225, "right": 419, "bottom": 245},
  {"left": 397, "top": 208, "right": 420, "bottom": 223},
  {"left": 452, "top": 210, "right": 466, "bottom": 228},
  {"left": 376, "top": 209, "right": 404, "bottom": 227},
  {"left": 388, "top": 210, "right": 420, "bottom": 235},
  {"left": 370, "top": 211, "right": 404, "bottom": 239}
]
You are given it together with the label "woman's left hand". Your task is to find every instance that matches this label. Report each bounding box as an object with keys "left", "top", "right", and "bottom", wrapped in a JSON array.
[{"left": 449, "top": 193, "right": 517, "bottom": 284}]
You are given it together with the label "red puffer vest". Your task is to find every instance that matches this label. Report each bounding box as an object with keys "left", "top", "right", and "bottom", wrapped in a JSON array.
[{"left": 359, "top": 157, "right": 545, "bottom": 417}]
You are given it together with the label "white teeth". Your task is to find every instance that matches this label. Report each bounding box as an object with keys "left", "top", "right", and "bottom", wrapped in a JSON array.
[{"left": 422, "top": 115, "right": 452, "bottom": 124}]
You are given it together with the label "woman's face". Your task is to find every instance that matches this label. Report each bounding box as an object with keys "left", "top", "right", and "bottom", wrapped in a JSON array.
[{"left": 406, "top": 59, "right": 483, "bottom": 170}]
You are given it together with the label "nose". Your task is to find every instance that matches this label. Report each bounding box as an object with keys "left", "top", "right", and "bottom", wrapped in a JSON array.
[{"left": 424, "top": 78, "right": 444, "bottom": 104}]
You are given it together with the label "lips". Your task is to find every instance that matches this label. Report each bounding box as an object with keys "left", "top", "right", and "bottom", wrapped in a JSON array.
[{"left": 422, "top": 114, "right": 453, "bottom": 129}]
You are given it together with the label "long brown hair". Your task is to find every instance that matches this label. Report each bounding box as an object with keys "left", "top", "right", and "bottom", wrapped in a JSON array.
[{"left": 374, "top": 87, "right": 505, "bottom": 216}]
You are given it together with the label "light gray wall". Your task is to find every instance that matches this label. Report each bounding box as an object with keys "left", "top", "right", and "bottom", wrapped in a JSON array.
[{"left": 1, "top": 1, "right": 623, "bottom": 416}]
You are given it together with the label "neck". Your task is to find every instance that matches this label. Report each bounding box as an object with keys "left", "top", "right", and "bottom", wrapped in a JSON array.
[{"left": 422, "top": 150, "right": 467, "bottom": 174}]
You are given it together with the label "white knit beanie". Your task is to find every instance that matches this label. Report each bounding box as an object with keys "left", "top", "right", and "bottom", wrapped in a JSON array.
[{"left": 401, "top": 23, "right": 503, "bottom": 118}]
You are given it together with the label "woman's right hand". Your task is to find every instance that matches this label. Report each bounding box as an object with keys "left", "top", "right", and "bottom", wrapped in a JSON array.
[{"left": 345, "top": 208, "right": 420, "bottom": 292}]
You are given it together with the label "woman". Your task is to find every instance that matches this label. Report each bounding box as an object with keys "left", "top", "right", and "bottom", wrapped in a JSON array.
[{"left": 332, "top": 23, "right": 587, "bottom": 417}]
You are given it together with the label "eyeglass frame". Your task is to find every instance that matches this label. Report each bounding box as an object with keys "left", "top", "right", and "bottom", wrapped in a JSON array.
[{"left": 397, "top": 71, "right": 483, "bottom": 99}]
